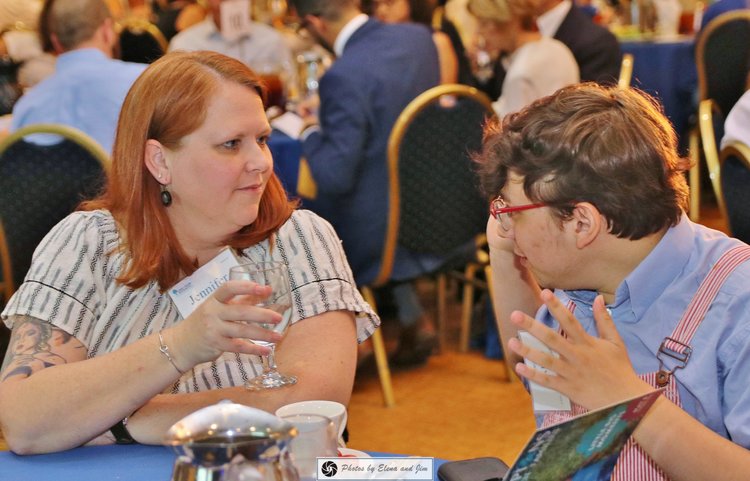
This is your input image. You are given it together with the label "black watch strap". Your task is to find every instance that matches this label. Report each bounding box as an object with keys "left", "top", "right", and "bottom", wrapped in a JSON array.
[{"left": 110, "top": 419, "right": 135, "bottom": 445}]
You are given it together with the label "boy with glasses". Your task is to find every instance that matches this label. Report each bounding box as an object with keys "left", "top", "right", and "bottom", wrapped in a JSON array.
[{"left": 477, "top": 82, "right": 750, "bottom": 480}]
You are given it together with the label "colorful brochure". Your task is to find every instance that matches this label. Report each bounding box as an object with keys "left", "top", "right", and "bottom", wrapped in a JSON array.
[{"left": 504, "top": 389, "right": 662, "bottom": 481}]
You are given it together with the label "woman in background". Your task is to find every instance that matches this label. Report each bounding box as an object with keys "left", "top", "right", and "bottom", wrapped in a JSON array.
[
  {"left": 468, "top": 0, "right": 579, "bottom": 116},
  {"left": 374, "top": 0, "right": 459, "bottom": 84}
]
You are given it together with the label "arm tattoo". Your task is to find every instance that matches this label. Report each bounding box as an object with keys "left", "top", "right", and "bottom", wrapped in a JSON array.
[{"left": 0, "top": 315, "right": 79, "bottom": 382}]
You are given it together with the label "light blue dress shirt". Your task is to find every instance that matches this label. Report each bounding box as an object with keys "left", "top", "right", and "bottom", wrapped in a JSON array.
[
  {"left": 539, "top": 214, "right": 750, "bottom": 446},
  {"left": 168, "top": 17, "right": 296, "bottom": 92},
  {"left": 10, "top": 48, "right": 146, "bottom": 154}
]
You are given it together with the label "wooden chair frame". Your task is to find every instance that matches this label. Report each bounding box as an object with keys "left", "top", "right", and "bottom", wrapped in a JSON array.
[
  {"left": 617, "top": 53, "right": 634, "bottom": 89},
  {"left": 712, "top": 141, "right": 750, "bottom": 237},
  {"left": 698, "top": 99, "right": 727, "bottom": 222},
  {"left": 0, "top": 123, "right": 111, "bottom": 172}
]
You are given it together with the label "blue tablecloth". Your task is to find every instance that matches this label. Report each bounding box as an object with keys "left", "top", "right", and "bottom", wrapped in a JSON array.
[
  {"left": 0, "top": 445, "right": 447, "bottom": 481},
  {"left": 268, "top": 129, "right": 302, "bottom": 195},
  {"left": 621, "top": 36, "right": 697, "bottom": 149}
]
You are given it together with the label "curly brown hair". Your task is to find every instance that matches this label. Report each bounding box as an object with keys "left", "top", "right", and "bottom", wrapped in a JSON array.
[{"left": 475, "top": 83, "right": 690, "bottom": 240}]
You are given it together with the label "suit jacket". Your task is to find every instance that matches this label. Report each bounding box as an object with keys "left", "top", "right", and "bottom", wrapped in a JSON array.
[
  {"left": 302, "top": 19, "right": 441, "bottom": 286},
  {"left": 554, "top": 5, "right": 621, "bottom": 84}
]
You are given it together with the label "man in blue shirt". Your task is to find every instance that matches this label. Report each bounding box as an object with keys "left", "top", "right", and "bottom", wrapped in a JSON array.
[
  {"left": 10, "top": 0, "right": 146, "bottom": 154},
  {"left": 478, "top": 83, "right": 750, "bottom": 479}
]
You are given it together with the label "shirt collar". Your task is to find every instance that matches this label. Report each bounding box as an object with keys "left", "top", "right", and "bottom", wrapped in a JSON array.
[
  {"left": 621, "top": 213, "right": 694, "bottom": 320},
  {"left": 56, "top": 48, "right": 108, "bottom": 70},
  {"left": 537, "top": 0, "right": 571, "bottom": 37},
  {"left": 334, "top": 13, "right": 368, "bottom": 57},
  {"left": 565, "top": 213, "right": 694, "bottom": 320}
]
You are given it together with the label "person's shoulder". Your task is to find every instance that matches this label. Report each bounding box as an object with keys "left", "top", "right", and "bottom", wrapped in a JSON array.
[
  {"left": 104, "top": 57, "right": 148, "bottom": 78},
  {"left": 285, "top": 209, "right": 335, "bottom": 232},
  {"left": 381, "top": 19, "right": 433, "bottom": 40},
  {"left": 61, "top": 209, "right": 117, "bottom": 233},
  {"left": 540, "top": 37, "right": 579, "bottom": 64},
  {"left": 690, "top": 225, "right": 750, "bottom": 292},
  {"left": 560, "top": 6, "right": 617, "bottom": 40},
  {"left": 11, "top": 68, "right": 59, "bottom": 111},
  {"left": 10, "top": 73, "right": 63, "bottom": 128},
  {"left": 517, "top": 39, "right": 575, "bottom": 78},
  {"left": 38, "top": 210, "right": 119, "bottom": 255},
  {"left": 350, "top": 21, "right": 434, "bottom": 61}
]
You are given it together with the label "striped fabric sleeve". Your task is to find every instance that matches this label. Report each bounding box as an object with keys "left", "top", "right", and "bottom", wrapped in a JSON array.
[
  {"left": 1, "top": 211, "right": 118, "bottom": 347},
  {"left": 267, "top": 209, "right": 380, "bottom": 344}
]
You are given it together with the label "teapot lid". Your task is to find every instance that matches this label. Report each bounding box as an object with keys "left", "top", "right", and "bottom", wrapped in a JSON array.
[{"left": 164, "top": 400, "right": 297, "bottom": 466}]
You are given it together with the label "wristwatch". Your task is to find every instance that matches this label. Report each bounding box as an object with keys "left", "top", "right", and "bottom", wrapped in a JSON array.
[{"left": 110, "top": 417, "right": 136, "bottom": 445}]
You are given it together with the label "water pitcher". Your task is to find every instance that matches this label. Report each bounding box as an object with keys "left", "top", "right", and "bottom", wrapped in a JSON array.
[{"left": 164, "top": 400, "right": 300, "bottom": 481}]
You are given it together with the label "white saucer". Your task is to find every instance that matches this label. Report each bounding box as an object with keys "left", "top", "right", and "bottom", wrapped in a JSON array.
[{"left": 338, "top": 448, "right": 371, "bottom": 458}]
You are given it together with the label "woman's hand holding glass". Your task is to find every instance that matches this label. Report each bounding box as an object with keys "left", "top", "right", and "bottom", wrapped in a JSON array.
[
  {"left": 229, "top": 262, "right": 297, "bottom": 390},
  {"left": 166, "top": 279, "right": 285, "bottom": 372}
]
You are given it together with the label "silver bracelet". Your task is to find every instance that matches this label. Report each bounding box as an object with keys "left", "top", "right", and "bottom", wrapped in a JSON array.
[{"left": 158, "top": 332, "right": 185, "bottom": 375}]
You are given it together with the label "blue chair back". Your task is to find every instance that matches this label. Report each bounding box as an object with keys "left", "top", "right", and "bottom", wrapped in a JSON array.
[{"left": 0, "top": 124, "right": 109, "bottom": 292}]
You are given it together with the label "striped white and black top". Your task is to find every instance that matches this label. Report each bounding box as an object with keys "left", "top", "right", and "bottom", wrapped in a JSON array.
[{"left": 2, "top": 209, "right": 379, "bottom": 393}]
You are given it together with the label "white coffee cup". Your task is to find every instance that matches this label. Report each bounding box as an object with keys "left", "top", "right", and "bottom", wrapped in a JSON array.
[{"left": 276, "top": 400, "right": 347, "bottom": 447}]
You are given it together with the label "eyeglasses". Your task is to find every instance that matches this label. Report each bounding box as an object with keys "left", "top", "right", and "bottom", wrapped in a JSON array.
[{"left": 489, "top": 195, "right": 547, "bottom": 231}]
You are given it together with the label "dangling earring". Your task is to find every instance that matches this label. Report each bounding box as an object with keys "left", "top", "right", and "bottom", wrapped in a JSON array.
[{"left": 160, "top": 183, "right": 172, "bottom": 207}]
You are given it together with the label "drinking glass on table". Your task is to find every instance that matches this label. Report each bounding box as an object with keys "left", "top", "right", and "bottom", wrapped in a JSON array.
[
  {"left": 229, "top": 262, "right": 297, "bottom": 390},
  {"left": 281, "top": 413, "right": 338, "bottom": 481}
]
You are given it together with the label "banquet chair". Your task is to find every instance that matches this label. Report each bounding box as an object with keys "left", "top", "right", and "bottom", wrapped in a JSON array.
[
  {"left": 117, "top": 17, "right": 168, "bottom": 64},
  {"left": 0, "top": 123, "right": 109, "bottom": 296},
  {"left": 361, "top": 84, "right": 495, "bottom": 367},
  {"left": 689, "top": 10, "right": 750, "bottom": 220},
  {"left": 617, "top": 53, "right": 634, "bottom": 89},
  {"left": 696, "top": 11, "right": 750, "bottom": 120},
  {"left": 713, "top": 142, "right": 750, "bottom": 243}
]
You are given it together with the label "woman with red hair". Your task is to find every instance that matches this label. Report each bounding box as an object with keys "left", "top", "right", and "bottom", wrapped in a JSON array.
[{"left": 0, "top": 50, "right": 377, "bottom": 454}]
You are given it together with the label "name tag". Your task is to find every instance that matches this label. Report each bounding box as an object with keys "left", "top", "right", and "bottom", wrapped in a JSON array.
[
  {"left": 220, "top": 0, "right": 253, "bottom": 42},
  {"left": 168, "top": 248, "right": 241, "bottom": 319}
]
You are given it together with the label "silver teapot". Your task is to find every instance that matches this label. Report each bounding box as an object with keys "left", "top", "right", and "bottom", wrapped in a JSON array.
[{"left": 164, "top": 400, "right": 300, "bottom": 481}]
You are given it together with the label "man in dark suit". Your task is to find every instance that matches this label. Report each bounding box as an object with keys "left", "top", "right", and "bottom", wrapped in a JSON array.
[
  {"left": 537, "top": 0, "right": 621, "bottom": 84},
  {"left": 290, "top": 0, "right": 442, "bottom": 363}
]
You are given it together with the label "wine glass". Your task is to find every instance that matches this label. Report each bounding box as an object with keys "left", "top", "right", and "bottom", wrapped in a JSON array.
[
  {"left": 280, "top": 413, "right": 337, "bottom": 481},
  {"left": 229, "top": 262, "right": 297, "bottom": 390}
]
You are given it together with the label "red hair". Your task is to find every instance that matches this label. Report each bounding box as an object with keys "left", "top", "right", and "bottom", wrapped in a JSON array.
[{"left": 82, "top": 51, "right": 297, "bottom": 291}]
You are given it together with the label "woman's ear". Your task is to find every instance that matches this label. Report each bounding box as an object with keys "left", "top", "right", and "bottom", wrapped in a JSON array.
[
  {"left": 144, "top": 139, "right": 171, "bottom": 184},
  {"left": 570, "top": 202, "right": 603, "bottom": 249}
]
